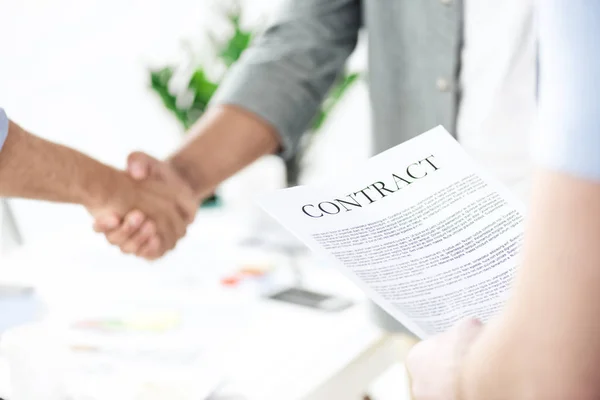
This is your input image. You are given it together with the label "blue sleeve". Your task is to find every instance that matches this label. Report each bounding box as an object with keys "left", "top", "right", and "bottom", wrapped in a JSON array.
[
  {"left": 0, "top": 108, "right": 8, "bottom": 153},
  {"left": 0, "top": 108, "right": 8, "bottom": 151},
  {"left": 536, "top": 0, "right": 600, "bottom": 181}
]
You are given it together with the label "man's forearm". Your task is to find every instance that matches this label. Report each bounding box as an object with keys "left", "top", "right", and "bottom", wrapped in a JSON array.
[
  {"left": 167, "top": 105, "right": 281, "bottom": 200},
  {"left": 0, "top": 120, "right": 119, "bottom": 207}
]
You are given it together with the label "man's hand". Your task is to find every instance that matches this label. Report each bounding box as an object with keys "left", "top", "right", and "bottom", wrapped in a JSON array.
[
  {"left": 93, "top": 152, "right": 200, "bottom": 259},
  {"left": 406, "top": 318, "right": 483, "bottom": 400},
  {"left": 92, "top": 106, "right": 280, "bottom": 260}
]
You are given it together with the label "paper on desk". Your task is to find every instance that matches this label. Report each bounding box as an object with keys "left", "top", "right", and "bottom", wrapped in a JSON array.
[
  {"left": 260, "top": 126, "right": 525, "bottom": 339},
  {"left": 2, "top": 311, "right": 230, "bottom": 400},
  {"left": 44, "top": 296, "right": 254, "bottom": 400},
  {"left": 60, "top": 303, "right": 248, "bottom": 400}
]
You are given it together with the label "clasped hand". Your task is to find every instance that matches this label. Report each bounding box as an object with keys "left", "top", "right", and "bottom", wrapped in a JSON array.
[{"left": 89, "top": 152, "right": 199, "bottom": 260}]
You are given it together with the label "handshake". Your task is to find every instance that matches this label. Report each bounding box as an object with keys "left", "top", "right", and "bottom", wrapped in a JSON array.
[
  {"left": 87, "top": 152, "right": 202, "bottom": 260},
  {"left": 1, "top": 105, "right": 278, "bottom": 257}
]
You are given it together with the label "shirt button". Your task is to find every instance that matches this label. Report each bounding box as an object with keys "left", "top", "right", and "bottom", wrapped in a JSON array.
[
  {"left": 436, "top": 78, "right": 451, "bottom": 92},
  {"left": 440, "top": 0, "right": 452, "bottom": 5}
]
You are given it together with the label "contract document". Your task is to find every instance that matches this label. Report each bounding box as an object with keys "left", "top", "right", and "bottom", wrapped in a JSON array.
[{"left": 260, "top": 126, "right": 525, "bottom": 338}]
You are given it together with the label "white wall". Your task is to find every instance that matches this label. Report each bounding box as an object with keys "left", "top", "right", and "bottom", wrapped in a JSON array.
[{"left": 0, "top": 0, "right": 369, "bottom": 255}]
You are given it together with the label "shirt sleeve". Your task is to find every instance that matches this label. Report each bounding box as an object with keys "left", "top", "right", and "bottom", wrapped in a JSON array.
[
  {"left": 210, "top": 0, "right": 361, "bottom": 159},
  {"left": 0, "top": 108, "right": 8, "bottom": 153},
  {"left": 535, "top": 0, "right": 600, "bottom": 181}
]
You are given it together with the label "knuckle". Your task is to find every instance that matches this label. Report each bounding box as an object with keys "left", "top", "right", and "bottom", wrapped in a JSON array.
[
  {"left": 106, "top": 235, "right": 119, "bottom": 245},
  {"left": 145, "top": 221, "right": 157, "bottom": 235},
  {"left": 129, "top": 241, "right": 141, "bottom": 252},
  {"left": 136, "top": 229, "right": 151, "bottom": 242},
  {"left": 142, "top": 249, "right": 157, "bottom": 259},
  {"left": 136, "top": 247, "right": 149, "bottom": 258},
  {"left": 144, "top": 248, "right": 161, "bottom": 260},
  {"left": 143, "top": 238, "right": 161, "bottom": 257},
  {"left": 134, "top": 236, "right": 148, "bottom": 247},
  {"left": 112, "top": 233, "right": 127, "bottom": 244},
  {"left": 109, "top": 229, "right": 130, "bottom": 244}
]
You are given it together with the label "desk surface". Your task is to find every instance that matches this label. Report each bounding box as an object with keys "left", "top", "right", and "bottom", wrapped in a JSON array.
[{"left": 0, "top": 210, "right": 384, "bottom": 400}]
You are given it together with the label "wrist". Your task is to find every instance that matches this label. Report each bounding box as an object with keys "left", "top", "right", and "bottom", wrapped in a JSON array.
[
  {"left": 167, "top": 155, "right": 213, "bottom": 203},
  {"left": 166, "top": 105, "right": 279, "bottom": 204},
  {"left": 81, "top": 166, "right": 128, "bottom": 209}
]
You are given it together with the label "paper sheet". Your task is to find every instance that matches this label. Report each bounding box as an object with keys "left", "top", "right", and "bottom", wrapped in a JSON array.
[{"left": 260, "top": 126, "right": 525, "bottom": 338}]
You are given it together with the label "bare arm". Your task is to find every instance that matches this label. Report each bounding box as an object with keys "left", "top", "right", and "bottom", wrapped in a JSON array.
[
  {"left": 0, "top": 119, "right": 196, "bottom": 253},
  {"left": 0, "top": 119, "right": 118, "bottom": 207},
  {"left": 459, "top": 1, "right": 600, "bottom": 397},
  {"left": 460, "top": 171, "right": 600, "bottom": 399},
  {"left": 167, "top": 105, "right": 280, "bottom": 201}
]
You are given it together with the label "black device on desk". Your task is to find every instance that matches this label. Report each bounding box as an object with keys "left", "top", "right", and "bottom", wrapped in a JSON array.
[{"left": 267, "top": 287, "right": 354, "bottom": 312}]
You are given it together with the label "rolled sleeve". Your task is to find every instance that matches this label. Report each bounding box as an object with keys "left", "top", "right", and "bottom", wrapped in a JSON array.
[
  {"left": 536, "top": 0, "right": 600, "bottom": 181},
  {"left": 0, "top": 108, "right": 8, "bottom": 153},
  {"left": 211, "top": 0, "right": 361, "bottom": 159},
  {"left": 212, "top": 59, "right": 323, "bottom": 160}
]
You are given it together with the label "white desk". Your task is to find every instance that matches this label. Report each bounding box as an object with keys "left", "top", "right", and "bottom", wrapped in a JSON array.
[{"left": 0, "top": 210, "right": 408, "bottom": 400}]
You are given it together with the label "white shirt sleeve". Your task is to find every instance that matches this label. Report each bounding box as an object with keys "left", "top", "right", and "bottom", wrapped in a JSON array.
[
  {"left": 0, "top": 108, "right": 8, "bottom": 153},
  {"left": 535, "top": 0, "right": 600, "bottom": 181}
]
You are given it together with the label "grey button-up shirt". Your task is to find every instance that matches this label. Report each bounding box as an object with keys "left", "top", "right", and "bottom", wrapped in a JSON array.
[{"left": 212, "top": 0, "right": 462, "bottom": 158}]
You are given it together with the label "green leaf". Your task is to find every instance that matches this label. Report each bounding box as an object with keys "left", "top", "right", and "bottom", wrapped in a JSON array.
[
  {"left": 219, "top": 27, "right": 253, "bottom": 67},
  {"left": 312, "top": 72, "right": 361, "bottom": 131},
  {"left": 328, "top": 72, "right": 360, "bottom": 106},
  {"left": 213, "top": 3, "right": 253, "bottom": 67},
  {"left": 311, "top": 110, "right": 327, "bottom": 133},
  {"left": 189, "top": 69, "right": 219, "bottom": 104},
  {"left": 149, "top": 68, "right": 190, "bottom": 128}
]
